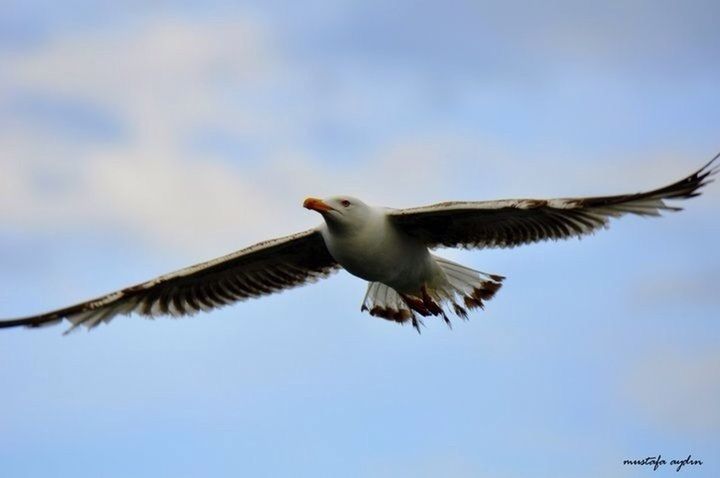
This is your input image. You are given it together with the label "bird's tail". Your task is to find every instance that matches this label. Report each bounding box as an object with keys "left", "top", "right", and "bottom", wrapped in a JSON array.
[
  {"left": 360, "top": 256, "right": 504, "bottom": 332},
  {"left": 433, "top": 256, "right": 505, "bottom": 318}
]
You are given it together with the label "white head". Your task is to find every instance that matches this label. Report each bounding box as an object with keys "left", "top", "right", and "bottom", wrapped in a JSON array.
[{"left": 303, "top": 195, "right": 373, "bottom": 231}]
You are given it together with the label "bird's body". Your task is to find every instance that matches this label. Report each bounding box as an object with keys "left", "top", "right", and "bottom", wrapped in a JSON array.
[
  {"left": 306, "top": 197, "right": 504, "bottom": 326},
  {"left": 0, "top": 154, "right": 717, "bottom": 333},
  {"left": 318, "top": 206, "right": 438, "bottom": 293}
]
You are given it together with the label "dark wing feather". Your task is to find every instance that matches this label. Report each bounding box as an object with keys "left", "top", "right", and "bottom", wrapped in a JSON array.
[
  {"left": 0, "top": 228, "right": 338, "bottom": 333},
  {"left": 389, "top": 155, "right": 718, "bottom": 250}
]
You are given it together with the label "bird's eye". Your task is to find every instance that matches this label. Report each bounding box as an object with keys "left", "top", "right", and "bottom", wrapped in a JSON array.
[{"left": 341, "top": 200, "right": 351, "bottom": 207}]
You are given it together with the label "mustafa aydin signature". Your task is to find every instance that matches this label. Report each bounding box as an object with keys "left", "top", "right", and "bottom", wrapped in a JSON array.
[{"left": 623, "top": 455, "right": 702, "bottom": 472}]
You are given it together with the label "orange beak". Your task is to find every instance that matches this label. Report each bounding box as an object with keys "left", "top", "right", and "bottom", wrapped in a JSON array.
[{"left": 303, "top": 197, "right": 334, "bottom": 213}]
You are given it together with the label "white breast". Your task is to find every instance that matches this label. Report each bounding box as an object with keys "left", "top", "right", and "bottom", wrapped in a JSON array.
[{"left": 319, "top": 210, "right": 438, "bottom": 292}]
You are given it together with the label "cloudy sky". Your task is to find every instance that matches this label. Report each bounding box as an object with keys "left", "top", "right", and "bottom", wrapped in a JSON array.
[{"left": 1, "top": 1, "right": 719, "bottom": 477}]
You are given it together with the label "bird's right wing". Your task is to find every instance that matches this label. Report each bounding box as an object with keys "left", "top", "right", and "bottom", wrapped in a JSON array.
[
  {"left": 388, "top": 155, "right": 718, "bottom": 250},
  {"left": 0, "top": 228, "right": 339, "bottom": 333}
]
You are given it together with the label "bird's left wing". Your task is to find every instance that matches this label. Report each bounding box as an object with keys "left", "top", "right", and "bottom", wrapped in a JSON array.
[
  {"left": 388, "top": 155, "right": 718, "bottom": 250},
  {"left": 0, "top": 228, "right": 339, "bottom": 333}
]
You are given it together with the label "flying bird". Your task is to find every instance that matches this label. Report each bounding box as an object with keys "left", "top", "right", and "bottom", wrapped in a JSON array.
[{"left": 1, "top": 155, "right": 717, "bottom": 334}]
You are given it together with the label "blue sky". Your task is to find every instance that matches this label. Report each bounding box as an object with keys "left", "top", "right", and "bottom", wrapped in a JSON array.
[{"left": 1, "top": 1, "right": 719, "bottom": 477}]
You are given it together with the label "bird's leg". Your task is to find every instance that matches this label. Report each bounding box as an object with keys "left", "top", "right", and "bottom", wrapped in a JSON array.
[
  {"left": 420, "top": 284, "right": 451, "bottom": 328},
  {"left": 441, "top": 310, "right": 451, "bottom": 329},
  {"left": 420, "top": 284, "right": 443, "bottom": 316},
  {"left": 399, "top": 293, "right": 431, "bottom": 317},
  {"left": 411, "top": 316, "right": 423, "bottom": 334},
  {"left": 397, "top": 293, "right": 426, "bottom": 333}
]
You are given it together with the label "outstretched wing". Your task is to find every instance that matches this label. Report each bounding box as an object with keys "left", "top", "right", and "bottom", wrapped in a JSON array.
[
  {"left": 0, "top": 228, "right": 338, "bottom": 333},
  {"left": 389, "top": 155, "right": 718, "bottom": 250}
]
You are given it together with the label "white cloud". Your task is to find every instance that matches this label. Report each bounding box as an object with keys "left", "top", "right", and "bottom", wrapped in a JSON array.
[
  {"left": 0, "top": 13, "right": 716, "bottom": 259},
  {"left": 3, "top": 16, "right": 277, "bottom": 141},
  {"left": 0, "top": 14, "right": 487, "bottom": 254},
  {"left": 0, "top": 16, "right": 298, "bottom": 253}
]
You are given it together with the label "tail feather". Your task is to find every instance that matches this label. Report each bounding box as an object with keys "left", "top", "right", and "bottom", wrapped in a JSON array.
[
  {"left": 360, "top": 284, "right": 412, "bottom": 321},
  {"left": 360, "top": 256, "right": 504, "bottom": 331}
]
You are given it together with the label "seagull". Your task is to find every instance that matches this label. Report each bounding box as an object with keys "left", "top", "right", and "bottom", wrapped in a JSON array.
[{"left": 1, "top": 155, "right": 717, "bottom": 334}]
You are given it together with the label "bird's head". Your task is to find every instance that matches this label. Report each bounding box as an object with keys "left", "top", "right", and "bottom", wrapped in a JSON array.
[{"left": 303, "top": 196, "right": 372, "bottom": 231}]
